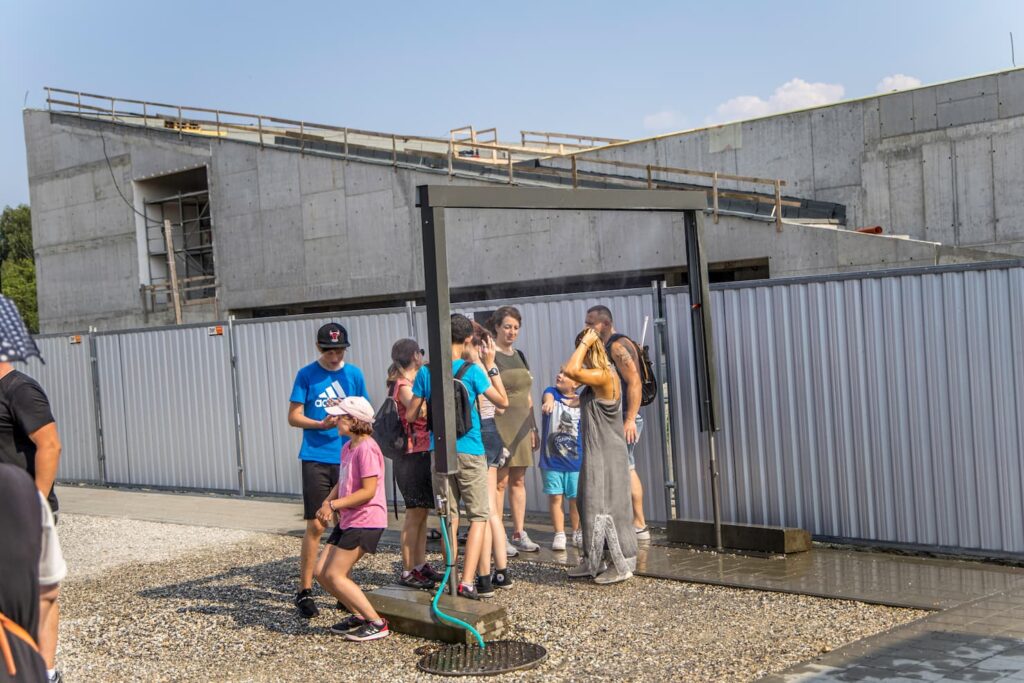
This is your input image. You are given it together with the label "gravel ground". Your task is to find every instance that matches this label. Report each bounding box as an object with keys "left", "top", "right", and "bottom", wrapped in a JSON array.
[{"left": 56, "top": 514, "right": 925, "bottom": 682}]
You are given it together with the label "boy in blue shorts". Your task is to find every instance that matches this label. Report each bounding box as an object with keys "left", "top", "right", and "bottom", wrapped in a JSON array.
[{"left": 540, "top": 369, "right": 582, "bottom": 551}]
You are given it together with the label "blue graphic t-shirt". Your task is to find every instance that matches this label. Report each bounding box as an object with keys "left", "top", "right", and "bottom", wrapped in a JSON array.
[
  {"left": 290, "top": 361, "right": 370, "bottom": 463},
  {"left": 412, "top": 360, "right": 492, "bottom": 456},
  {"left": 539, "top": 386, "right": 582, "bottom": 473}
]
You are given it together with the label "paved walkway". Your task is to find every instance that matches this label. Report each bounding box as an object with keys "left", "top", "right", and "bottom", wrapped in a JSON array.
[{"left": 58, "top": 485, "right": 1024, "bottom": 681}]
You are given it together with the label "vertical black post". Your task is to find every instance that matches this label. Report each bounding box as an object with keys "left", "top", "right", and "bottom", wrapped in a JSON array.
[
  {"left": 87, "top": 332, "right": 107, "bottom": 483},
  {"left": 227, "top": 316, "right": 246, "bottom": 495},
  {"left": 683, "top": 209, "right": 723, "bottom": 550},
  {"left": 417, "top": 186, "right": 456, "bottom": 475}
]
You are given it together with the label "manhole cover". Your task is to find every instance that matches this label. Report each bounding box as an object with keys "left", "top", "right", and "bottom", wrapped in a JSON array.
[{"left": 416, "top": 640, "right": 547, "bottom": 676}]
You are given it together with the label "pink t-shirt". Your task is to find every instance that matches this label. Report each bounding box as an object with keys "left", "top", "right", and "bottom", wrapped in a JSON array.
[{"left": 336, "top": 437, "right": 387, "bottom": 529}]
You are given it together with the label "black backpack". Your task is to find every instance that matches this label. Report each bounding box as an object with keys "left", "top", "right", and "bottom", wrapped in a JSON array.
[
  {"left": 425, "top": 362, "right": 475, "bottom": 439},
  {"left": 373, "top": 382, "right": 408, "bottom": 460},
  {"left": 607, "top": 333, "right": 658, "bottom": 407}
]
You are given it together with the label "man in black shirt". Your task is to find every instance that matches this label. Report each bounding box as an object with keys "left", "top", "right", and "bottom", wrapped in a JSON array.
[
  {"left": 0, "top": 362, "right": 63, "bottom": 683},
  {"left": 0, "top": 464, "right": 48, "bottom": 682}
]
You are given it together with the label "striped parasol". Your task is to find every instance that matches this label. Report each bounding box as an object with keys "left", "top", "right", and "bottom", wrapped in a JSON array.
[{"left": 0, "top": 295, "right": 43, "bottom": 363}]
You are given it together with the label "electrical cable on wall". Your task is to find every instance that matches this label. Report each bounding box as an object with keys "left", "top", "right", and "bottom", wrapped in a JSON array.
[{"left": 100, "top": 133, "right": 162, "bottom": 227}]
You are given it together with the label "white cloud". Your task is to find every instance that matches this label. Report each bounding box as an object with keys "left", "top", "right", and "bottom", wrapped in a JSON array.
[
  {"left": 875, "top": 74, "right": 922, "bottom": 93},
  {"left": 642, "top": 109, "right": 686, "bottom": 132},
  {"left": 710, "top": 78, "right": 845, "bottom": 123}
]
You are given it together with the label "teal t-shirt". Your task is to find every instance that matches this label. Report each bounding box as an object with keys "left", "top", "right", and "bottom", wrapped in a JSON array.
[{"left": 412, "top": 360, "right": 491, "bottom": 455}]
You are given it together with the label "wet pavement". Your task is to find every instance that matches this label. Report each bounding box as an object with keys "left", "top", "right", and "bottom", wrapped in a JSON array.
[{"left": 58, "top": 485, "right": 1024, "bottom": 681}]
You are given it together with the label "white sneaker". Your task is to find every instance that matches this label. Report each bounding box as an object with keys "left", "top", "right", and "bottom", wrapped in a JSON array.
[
  {"left": 551, "top": 532, "right": 566, "bottom": 551},
  {"left": 510, "top": 531, "right": 540, "bottom": 552},
  {"left": 594, "top": 566, "right": 633, "bottom": 585},
  {"left": 572, "top": 529, "right": 583, "bottom": 548},
  {"left": 635, "top": 526, "right": 651, "bottom": 541},
  {"left": 505, "top": 543, "right": 519, "bottom": 558}
]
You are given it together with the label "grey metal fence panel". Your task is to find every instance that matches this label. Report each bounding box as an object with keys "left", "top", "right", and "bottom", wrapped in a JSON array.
[
  {"left": 24, "top": 335, "right": 100, "bottom": 482},
  {"left": 234, "top": 309, "right": 411, "bottom": 497},
  {"left": 665, "top": 263, "right": 1024, "bottom": 554},
  {"left": 416, "top": 286, "right": 666, "bottom": 523},
  {"left": 97, "top": 325, "right": 238, "bottom": 490},
  {"left": 95, "top": 335, "right": 130, "bottom": 485}
]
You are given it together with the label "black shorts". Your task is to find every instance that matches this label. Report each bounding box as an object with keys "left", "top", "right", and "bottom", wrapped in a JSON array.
[
  {"left": 394, "top": 451, "right": 435, "bottom": 509},
  {"left": 326, "top": 526, "right": 385, "bottom": 553},
  {"left": 301, "top": 461, "right": 339, "bottom": 520}
]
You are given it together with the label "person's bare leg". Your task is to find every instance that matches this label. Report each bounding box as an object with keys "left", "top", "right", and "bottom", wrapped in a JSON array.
[
  {"left": 410, "top": 508, "right": 429, "bottom": 568},
  {"left": 460, "top": 520, "right": 487, "bottom": 587},
  {"left": 487, "top": 467, "right": 508, "bottom": 570},
  {"left": 569, "top": 497, "right": 581, "bottom": 532},
  {"left": 316, "top": 546, "right": 380, "bottom": 621},
  {"left": 630, "top": 469, "right": 647, "bottom": 529},
  {"left": 445, "top": 512, "right": 459, "bottom": 587},
  {"left": 508, "top": 466, "right": 528, "bottom": 535},
  {"left": 495, "top": 466, "right": 510, "bottom": 531},
  {"left": 301, "top": 518, "right": 326, "bottom": 589},
  {"left": 549, "top": 494, "right": 565, "bottom": 534},
  {"left": 402, "top": 508, "right": 428, "bottom": 571},
  {"left": 479, "top": 517, "right": 492, "bottom": 577},
  {"left": 38, "top": 583, "right": 59, "bottom": 670}
]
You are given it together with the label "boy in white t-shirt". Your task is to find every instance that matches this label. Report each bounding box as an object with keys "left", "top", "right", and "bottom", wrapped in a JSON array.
[{"left": 540, "top": 369, "right": 582, "bottom": 551}]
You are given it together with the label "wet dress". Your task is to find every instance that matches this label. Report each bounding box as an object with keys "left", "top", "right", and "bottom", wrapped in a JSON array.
[
  {"left": 577, "top": 386, "right": 638, "bottom": 576},
  {"left": 493, "top": 349, "right": 535, "bottom": 468}
]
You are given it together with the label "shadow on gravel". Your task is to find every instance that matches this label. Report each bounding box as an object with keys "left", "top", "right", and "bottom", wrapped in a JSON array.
[{"left": 137, "top": 557, "right": 394, "bottom": 635}]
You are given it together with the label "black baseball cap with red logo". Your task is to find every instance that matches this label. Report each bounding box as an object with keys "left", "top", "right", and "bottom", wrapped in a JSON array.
[{"left": 316, "top": 322, "right": 350, "bottom": 349}]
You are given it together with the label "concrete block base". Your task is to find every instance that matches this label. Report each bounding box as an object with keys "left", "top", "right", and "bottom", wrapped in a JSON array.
[
  {"left": 667, "top": 519, "right": 812, "bottom": 554},
  {"left": 367, "top": 584, "right": 508, "bottom": 643}
]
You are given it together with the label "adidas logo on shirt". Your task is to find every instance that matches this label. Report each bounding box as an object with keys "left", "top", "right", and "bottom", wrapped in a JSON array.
[{"left": 314, "top": 380, "right": 347, "bottom": 408}]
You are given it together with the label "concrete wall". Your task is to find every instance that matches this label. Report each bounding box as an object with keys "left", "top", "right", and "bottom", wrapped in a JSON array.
[
  {"left": 576, "top": 69, "right": 1024, "bottom": 257},
  {"left": 23, "top": 110, "right": 1008, "bottom": 333}
]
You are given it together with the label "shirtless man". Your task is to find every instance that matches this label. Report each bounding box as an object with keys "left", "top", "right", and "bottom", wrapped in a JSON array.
[{"left": 584, "top": 305, "right": 650, "bottom": 540}]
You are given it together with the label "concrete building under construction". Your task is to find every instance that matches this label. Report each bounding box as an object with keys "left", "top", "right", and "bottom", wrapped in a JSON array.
[{"left": 22, "top": 69, "right": 1024, "bottom": 333}]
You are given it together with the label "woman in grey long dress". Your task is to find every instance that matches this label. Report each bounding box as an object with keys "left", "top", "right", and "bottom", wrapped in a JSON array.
[{"left": 562, "top": 328, "right": 637, "bottom": 584}]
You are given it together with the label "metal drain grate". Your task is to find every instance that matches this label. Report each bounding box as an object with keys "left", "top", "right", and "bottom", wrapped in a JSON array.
[{"left": 416, "top": 640, "right": 547, "bottom": 676}]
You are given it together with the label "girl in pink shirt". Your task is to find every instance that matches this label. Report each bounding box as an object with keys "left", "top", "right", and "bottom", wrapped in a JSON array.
[{"left": 314, "top": 396, "right": 390, "bottom": 642}]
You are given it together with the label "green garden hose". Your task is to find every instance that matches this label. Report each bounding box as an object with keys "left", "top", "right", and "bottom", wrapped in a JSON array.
[{"left": 431, "top": 514, "right": 486, "bottom": 649}]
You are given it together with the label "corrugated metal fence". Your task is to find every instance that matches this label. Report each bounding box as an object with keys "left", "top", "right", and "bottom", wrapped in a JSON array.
[
  {"left": 666, "top": 261, "right": 1024, "bottom": 555},
  {"left": 32, "top": 260, "right": 1024, "bottom": 554},
  {"left": 38, "top": 288, "right": 667, "bottom": 521}
]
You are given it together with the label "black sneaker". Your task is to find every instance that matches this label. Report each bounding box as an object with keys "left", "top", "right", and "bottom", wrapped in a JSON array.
[
  {"left": 475, "top": 574, "right": 495, "bottom": 598},
  {"left": 491, "top": 567, "right": 514, "bottom": 589},
  {"left": 345, "top": 619, "right": 390, "bottom": 642},
  {"left": 420, "top": 563, "right": 444, "bottom": 583},
  {"left": 295, "top": 589, "right": 319, "bottom": 618},
  {"left": 329, "top": 615, "right": 367, "bottom": 634},
  {"left": 398, "top": 569, "right": 435, "bottom": 590},
  {"left": 457, "top": 583, "right": 480, "bottom": 601}
]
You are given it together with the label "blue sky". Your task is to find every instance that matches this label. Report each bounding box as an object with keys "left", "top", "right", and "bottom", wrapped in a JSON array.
[{"left": 2, "top": 0, "right": 1023, "bottom": 207}]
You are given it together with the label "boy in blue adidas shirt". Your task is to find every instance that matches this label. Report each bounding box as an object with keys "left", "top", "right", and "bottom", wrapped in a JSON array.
[
  {"left": 540, "top": 369, "right": 582, "bottom": 552},
  {"left": 289, "top": 322, "right": 370, "bottom": 618}
]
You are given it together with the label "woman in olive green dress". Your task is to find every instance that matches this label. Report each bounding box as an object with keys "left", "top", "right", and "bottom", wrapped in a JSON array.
[{"left": 490, "top": 306, "right": 541, "bottom": 553}]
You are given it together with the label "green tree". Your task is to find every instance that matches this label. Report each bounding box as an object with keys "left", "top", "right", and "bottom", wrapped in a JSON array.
[{"left": 0, "top": 205, "right": 38, "bottom": 333}]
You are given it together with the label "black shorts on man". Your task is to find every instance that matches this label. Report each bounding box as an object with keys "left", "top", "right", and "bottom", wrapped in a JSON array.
[{"left": 301, "top": 461, "right": 339, "bottom": 520}]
